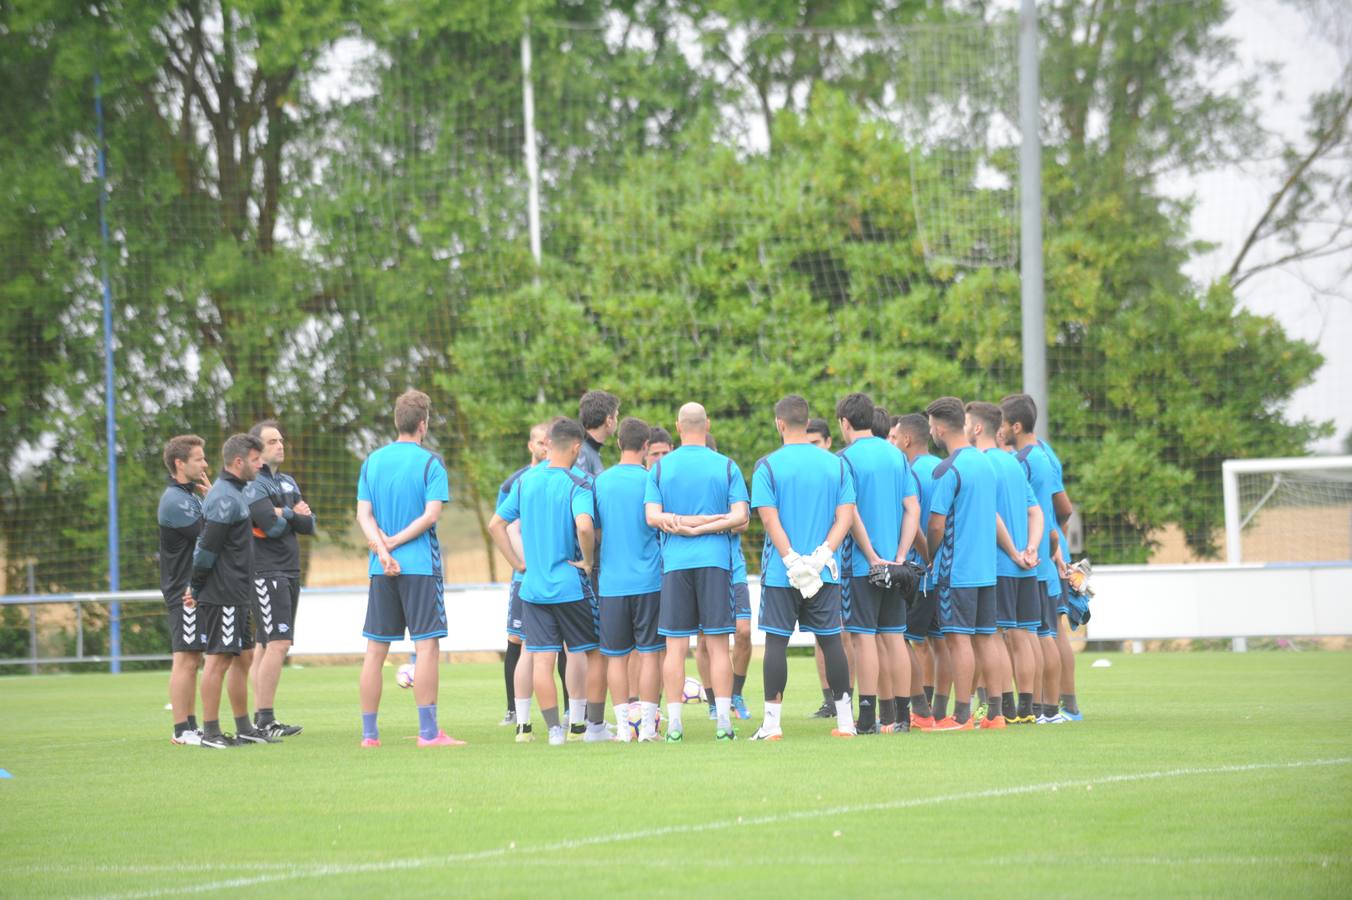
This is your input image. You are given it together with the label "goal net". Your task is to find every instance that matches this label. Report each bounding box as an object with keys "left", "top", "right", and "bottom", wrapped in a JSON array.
[{"left": 1224, "top": 457, "right": 1352, "bottom": 563}]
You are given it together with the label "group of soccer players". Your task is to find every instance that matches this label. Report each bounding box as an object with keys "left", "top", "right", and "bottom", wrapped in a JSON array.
[
  {"left": 479, "top": 385, "right": 1083, "bottom": 745},
  {"left": 157, "top": 422, "right": 312, "bottom": 748}
]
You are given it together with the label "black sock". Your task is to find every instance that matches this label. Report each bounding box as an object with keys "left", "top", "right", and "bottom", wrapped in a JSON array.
[
  {"left": 204, "top": 719, "right": 222, "bottom": 736},
  {"left": 628, "top": 696, "right": 639, "bottom": 704},
  {"left": 858, "top": 695, "right": 877, "bottom": 730},
  {"left": 174, "top": 720, "right": 189, "bottom": 737},
  {"left": 924, "top": 685, "right": 935, "bottom": 705},
  {"left": 1061, "top": 693, "right": 1079, "bottom": 714},
  {"left": 542, "top": 707, "right": 561, "bottom": 729},
  {"left": 933, "top": 693, "right": 949, "bottom": 721},
  {"left": 879, "top": 697, "right": 896, "bottom": 725},
  {"left": 987, "top": 696, "right": 1003, "bottom": 719},
  {"left": 1018, "top": 692, "right": 1033, "bottom": 719},
  {"left": 911, "top": 692, "right": 932, "bottom": 718},
  {"left": 256, "top": 707, "right": 275, "bottom": 726},
  {"left": 570, "top": 722, "right": 586, "bottom": 733},
  {"left": 732, "top": 673, "right": 747, "bottom": 696},
  {"left": 822, "top": 687, "right": 833, "bottom": 704},
  {"left": 1002, "top": 692, "right": 1016, "bottom": 719},
  {"left": 954, "top": 700, "right": 971, "bottom": 725},
  {"left": 187, "top": 715, "right": 198, "bottom": 731},
  {"left": 586, "top": 701, "right": 605, "bottom": 726},
  {"left": 705, "top": 687, "right": 716, "bottom": 707},
  {"left": 504, "top": 641, "right": 521, "bottom": 711},
  {"left": 764, "top": 634, "right": 790, "bottom": 701},
  {"left": 234, "top": 715, "right": 252, "bottom": 734},
  {"left": 976, "top": 686, "right": 988, "bottom": 705},
  {"left": 896, "top": 697, "right": 910, "bottom": 725},
  {"left": 517, "top": 722, "right": 532, "bottom": 733}
]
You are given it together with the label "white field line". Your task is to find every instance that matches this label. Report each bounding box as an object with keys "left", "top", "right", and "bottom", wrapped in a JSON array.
[{"left": 76, "top": 757, "right": 1350, "bottom": 899}]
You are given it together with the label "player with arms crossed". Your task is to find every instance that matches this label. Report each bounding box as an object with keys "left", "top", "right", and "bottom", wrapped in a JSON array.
[
  {"left": 160, "top": 434, "right": 211, "bottom": 745},
  {"left": 644, "top": 403, "right": 750, "bottom": 743},
  {"left": 751, "top": 395, "right": 858, "bottom": 741},
  {"left": 243, "top": 420, "right": 314, "bottom": 738},
  {"left": 356, "top": 390, "right": 462, "bottom": 748},
  {"left": 490, "top": 418, "right": 609, "bottom": 746},
  {"left": 188, "top": 433, "right": 277, "bottom": 748}
]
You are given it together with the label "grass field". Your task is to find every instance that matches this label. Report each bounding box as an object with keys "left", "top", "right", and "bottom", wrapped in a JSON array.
[{"left": 3, "top": 651, "right": 1350, "bottom": 898}]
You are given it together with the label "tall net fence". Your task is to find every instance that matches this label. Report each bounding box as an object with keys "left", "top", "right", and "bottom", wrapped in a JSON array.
[{"left": 0, "top": 4, "right": 1334, "bottom": 633}]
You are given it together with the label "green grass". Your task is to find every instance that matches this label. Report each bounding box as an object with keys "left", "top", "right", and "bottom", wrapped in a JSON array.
[{"left": 3, "top": 651, "right": 1351, "bottom": 898}]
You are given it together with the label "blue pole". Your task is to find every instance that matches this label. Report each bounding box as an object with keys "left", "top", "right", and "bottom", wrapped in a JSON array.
[{"left": 94, "top": 73, "right": 121, "bottom": 674}]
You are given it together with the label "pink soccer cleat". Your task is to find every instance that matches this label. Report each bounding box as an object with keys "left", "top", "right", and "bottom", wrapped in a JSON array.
[{"left": 417, "top": 730, "right": 467, "bottom": 747}]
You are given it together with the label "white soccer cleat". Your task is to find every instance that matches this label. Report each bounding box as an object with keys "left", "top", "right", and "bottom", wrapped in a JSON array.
[
  {"left": 750, "top": 725, "right": 784, "bottom": 741},
  {"left": 583, "top": 722, "right": 612, "bottom": 743},
  {"left": 547, "top": 725, "right": 567, "bottom": 746},
  {"left": 171, "top": 729, "right": 203, "bottom": 746}
]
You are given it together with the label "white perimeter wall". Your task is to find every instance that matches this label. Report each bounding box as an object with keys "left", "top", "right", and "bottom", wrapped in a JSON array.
[{"left": 289, "top": 563, "right": 1352, "bottom": 656}]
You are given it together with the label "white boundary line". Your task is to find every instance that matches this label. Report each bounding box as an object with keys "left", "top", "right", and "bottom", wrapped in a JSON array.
[{"left": 80, "top": 757, "right": 1350, "bottom": 899}]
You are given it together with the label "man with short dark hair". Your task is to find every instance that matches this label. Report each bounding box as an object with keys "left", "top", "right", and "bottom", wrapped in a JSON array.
[
  {"left": 244, "top": 420, "right": 314, "bottom": 738},
  {"left": 160, "top": 434, "right": 210, "bottom": 745},
  {"left": 577, "top": 390, "right": 620, "bottom": 478},
  {"left": 751, "top": 395, "right": 857, "bottom": 740},
  {"left": 645, "top": 402, "right": 750, "bottom": 742},
  {"left": 188, "top": 433, "right": 277, "bottom": 748},
  {"left": 594, "top": 417, "right": 664, "bottom": 741},
  {"left": 496, "top": 422, "right": 550, "bottom": 727},
  {"left": 806, "top": 418, "right": 832, "bottom": 450},
  {"left": 870, "top": 405, "right": 892, "bottom": 440},
  {"left": 644, "top": 427, "right": 673, "bottom": 469},
  {"left": 836, "top": 393, "right": 921, "bottom": 734},
  {"left": 356, "top": 389, "right": 462, "bottom": 747},
  {"left": 490, "top": 418, "right": 609, "bottom": 746},
  {"left": 923, "top": 397, "right": 999, "bottom": 731}
]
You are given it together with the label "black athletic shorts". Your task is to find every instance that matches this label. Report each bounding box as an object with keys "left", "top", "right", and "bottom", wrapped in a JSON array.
[
  {"left": 599, "top": 591, "right": 661, "bottom": 656},
  {"left": 658, "top": 566, "right": 735, "bottom": 638},
  {"left": 844, "top": 576, "right": 905, "bottom": 635},
  {"left": 939, "top": 584, "right": 996, "bottom": 636},
  {"left": 1038, "top": 580, "right": 1059, "bottom": 637},
  {"left": 1013, "top": 577, "right": 1041, "bottom": 633},
  {"left": 1056, "top": 578, "right": 1071, "bottom": 616},
  {"left": 201, "top": 602, "right": 246, "bottom": 656},
  {"left": 167, "top": 599, "right": 206, "bottom": 654},
  {"left": 506, "top": 580, "right": 524, "bottom": 638},
  {"left": 996, "top": 576, "right": 1023, "bottom": 630},
  {"left": 905, "top": 588, "right": 939, "bottom": 643},
  {"left": 524, "top": 597, "right": 600, "bottom": 654},
  {"left": 733, "top": 582, "right": 751, "bottom": 620},
  {"left": 252, "top": 574, "right": 299, "bottom": 645},
  {"left": 759, "top": 583, "right": 843, "bottom": 637},
  {"left": 362, "top": 574, "right": 447, "bottom": 643}
]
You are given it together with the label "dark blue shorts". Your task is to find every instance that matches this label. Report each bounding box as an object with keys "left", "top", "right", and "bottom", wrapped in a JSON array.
[
  {"left": 733, "top": 582, "right": 751, "bottom": 620},
  {"left": 524, "top": 597, "right": 599, "bottom": 654},
  {"left": 759, "top": 583, "right": 843, "bottom": 637},
  {"left": 506, "top": 580, "right": 524, "bottom": 638},
  {"left": 996, "top": 576, "right": 1033, "bottom": 630},
  {"left": 362, "top": 574, "right": 447, "bottom": 643},
  {"left": 905, "top": 588, "right": 941, "bottom": 643},
  {"left": 1038, "top": 580, "right": 1059, "bottom": 637},
  {"left": 659, "top": 566, "right": 735, "bottom": 638},
  {"left": 844, "top": 576, "right": 905, "bottom": 635},
  {"left": 599, "top": 591, "right": 662, "bottom": 656},
  {"left": 939, "top": 584, "right": 996, "bottom": 636},
  {"left": 1056, "top": 578, "right": 1071, "bottom": 616}
]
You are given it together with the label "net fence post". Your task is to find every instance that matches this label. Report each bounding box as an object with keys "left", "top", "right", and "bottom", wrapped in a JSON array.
[
  {"left": 1019, "top": 0, "right": 1048, "bottom": 439},
  {"left": 521, "top": 20, "right": 542, "bottom": 271},
  {"left": 95, "top": 72, "right": 122, "bottom": 674}
]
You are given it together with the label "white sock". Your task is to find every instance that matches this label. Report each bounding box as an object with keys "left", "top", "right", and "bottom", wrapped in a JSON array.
[
  {"left": 640, "top": 702, "right": 658, "bottom": 737},
  {"left": 667, "top": 702, "right": 684, "bottom": 733},
  {"left": 514, "top": 698, "right": 531, "bottom": 727},
  {"left": 715, "top": 696, "right": 732, "bottom": 731},
  {"left": 835, "top": 693, "right": 855, "bottom": 732},
  {"left": 763, "top": 702, "right": 782, "bottom": 732},
  {"left": 613, "top": 703, "right": 631, "bottom": 740},
  {"left": 569, "top": 700, "right": 585, "bottom": 727}
]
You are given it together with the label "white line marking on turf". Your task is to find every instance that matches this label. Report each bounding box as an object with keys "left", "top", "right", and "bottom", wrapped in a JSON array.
[{"left": 85, "top": 757, "right": 1351, "bottom": 899}]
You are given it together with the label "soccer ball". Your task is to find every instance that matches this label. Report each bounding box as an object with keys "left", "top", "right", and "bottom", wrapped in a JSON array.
[
  {"left": 681, "top": 676, "right": 703, "bottom": 704},
  {"left": 395, "top": 663, "right": 415, "bottom": 689},
  {"left": 625, "top": 703, "right": 662, "bottom": 739}
]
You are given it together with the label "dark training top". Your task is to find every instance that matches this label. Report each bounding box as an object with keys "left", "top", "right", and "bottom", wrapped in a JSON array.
[
  {"left": 190, "top": 471, "right": 255, "bottom": 606},
  {"left": 244, "top": 463, "right": 315, "bottom": 576},
  {"left": 157, "top": 480, "right": 204, "bottom": 609}
]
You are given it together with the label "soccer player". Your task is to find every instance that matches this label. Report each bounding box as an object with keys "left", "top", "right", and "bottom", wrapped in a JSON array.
[
  {"left": 1037, "top": 433, "right": 1082, "bottom": 720},
  {"left": 645, "top": 427, "right": 674, "bottom": 468},
  {"left": 806, "top": 418, "right": 832, "bottom": 450},
  {"left": 966, "top": 401, "right": 1042, "bottom": 727},
  {"left": 924, "top": 396, "right": 1000, "bottom": 731},
  {"left": 356, "top": 390, "right": 462, "bottom": 748},
  {"left": 594, "top": 417, "right": 664, "bottom": 741},
  {"left": 490, "top": 418, "right": 609, "bottom": 746},
  {"left": 870, "top": 405, "right": 892, "bottom": 439},
  {"left": 187, "top": 433, "right": 277, "bottom": 748},
  {"left": 577, "top": 389, "right": 620, "bottom": 478},
  {"left": 644, "top": 402, "right": 750, "bottom": 742},
  {"left": 750, "top": 395, "right": 857, "bottom": 741},
  {"left": 837, "top": 394, "right": 921, "bottom": 734},
  {"left": 1000, "top": 394, "right": 1066, "bottom": 725},
  {"left": 890, "top": 413, "right": 943, "bottom": 728},
  {"left": 243, "top": 420, "right": 314, "bottom": 738},
  {"left": 805, "top": 417, "right": 859, "bottom": 716},
  {"left": 497, "top": 422, "right": 550, "bottom": 726},
  {"left": 160, "top": 434, "right": 210, "bottom": 745}
]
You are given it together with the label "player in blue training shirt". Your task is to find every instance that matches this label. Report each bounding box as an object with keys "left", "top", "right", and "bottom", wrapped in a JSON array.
[
  {"left": 496, "top": 422, "right": 550, "bottom": 727},
  {"left": 491, "top": 417, "right": 610, "bottom": 746},
  {"left": 889, "top": 413, "right": 944, "bottom": 729},
  {"left": 923, "top": 396, "right": 1000, "bottom": 731},
  {"left": 1036, "top": 430, "right": 1081, "bottom": 720},
  {"left": 355, "top": 390, "right": 461, "bottom": 748},
  {"left": 594, "top": 417, "right": 665, "bottom": 742},
  {"left": 966, "top": 401, "right": 1042, "bottom": 727},
  {"left": 1000, "top": 393, "right": 1066, "bottom": 724},
  {"left": 750, "top": 395, "right": 858, "bottom": 741},
  {"left": 644, "top": 402, "right": 750, "bottom": 742},
  {"left": 836, "top": 393, "right": 921, "bottom": 735}
]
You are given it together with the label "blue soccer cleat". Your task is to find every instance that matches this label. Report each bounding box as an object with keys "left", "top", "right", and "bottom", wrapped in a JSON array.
[{"left": 731, "top": 694, "right": 751, "bottom": 720}]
